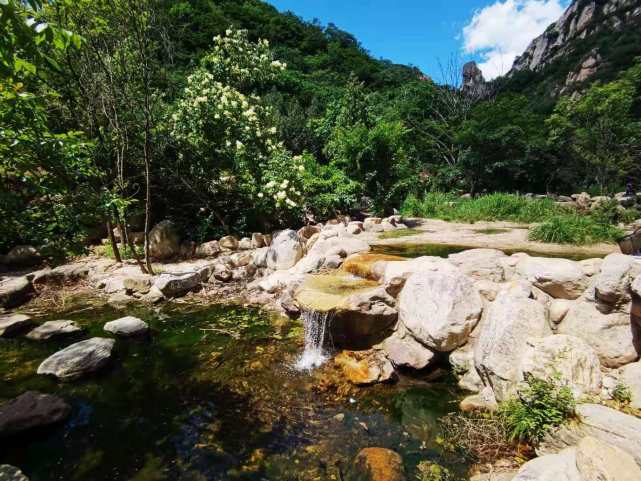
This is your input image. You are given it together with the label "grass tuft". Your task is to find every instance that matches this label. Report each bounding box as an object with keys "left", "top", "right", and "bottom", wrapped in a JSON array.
[{"left": 528, "top": 214, "right": 623, "bottom": 245}]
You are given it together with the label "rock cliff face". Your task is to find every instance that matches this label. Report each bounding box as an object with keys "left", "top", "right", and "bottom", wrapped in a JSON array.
[{"left": 509, "top": 0, "right": 641, "bottom": 92}]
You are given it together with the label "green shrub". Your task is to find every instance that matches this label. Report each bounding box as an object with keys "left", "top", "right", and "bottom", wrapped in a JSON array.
[
  {"left": 499, "top": 375, "right": 576, "bottom": 444},
  {"left": 590, "top": 199, "right": 638, "bottom": 225},
  {"left": 612, "top": 383, "right": 633, "bottom": 404},
  {"left": 416, "top": 461, "right": 454, "bottom": 481},
  {"left": 529, "top": 214, "right": 623, "bottom": 244}
]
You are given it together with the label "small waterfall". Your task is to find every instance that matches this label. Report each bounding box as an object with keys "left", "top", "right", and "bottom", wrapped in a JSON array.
[{"left": 294, "top": 310, "right": 332, "bottom": 371}]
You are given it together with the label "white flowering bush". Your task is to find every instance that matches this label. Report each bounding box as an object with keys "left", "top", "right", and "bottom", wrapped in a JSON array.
[{"left": 170, "top": 29, "right": 306, "bottom": 225}]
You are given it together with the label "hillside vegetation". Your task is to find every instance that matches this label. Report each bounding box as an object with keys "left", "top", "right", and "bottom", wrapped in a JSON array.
[{"left": 1, "top": 0, "right": 640, "bottom": 260}]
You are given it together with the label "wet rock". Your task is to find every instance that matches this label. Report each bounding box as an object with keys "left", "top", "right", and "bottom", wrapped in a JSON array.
[
  {"left": 594, "top": 254, "right": 641, "bottom": 305},
  {"left": 0, "top": 391, "right": 70, "bottom": 437},
  {"left": 4, "top": 245, "right": 41, "bottom": 267},
  {"left": 266, "top": 229, "right": 304, "bottom": 271},
  {"left": 448, "top": 248, "right": 507, "bottom": 282},
  {"left": 378, "top": 325, "right": 436, "bottom": 370},
  {"left": 399, "top": 267, "right": 483, "bottom": 352},
  {"left": 153, "top": 272, "right": 200, "bottom": 297},
  {"left": 219, "top": 235, "right": 239, "bottom": 251},
  {"left": 538, "top": 404, "right": 641, "bottom": 464},
  {"left": 149, "top": 220, "right": 180, "bottom": 260},
  {"left": 520, "top": 335, "right": 602, "bottom": 397},
  {"left": 517, "top": 257, "right": 589, "bottom": 300},
  {"left": 0, "top": 465, "right": 30, "bottom": 481},
  {"left": 104, "top": 316, "right": 148, "bottom": 337},
  {"left": 0, "top": 314, "right": 32, "bottom": 337},
  {"left": 575, "top": 436, "right": 641, "bottom": 481},
  {"left": 353, "top": 447, "right": 405, "bottom": 481},
  {"left": 26, "top": 320, "right": 82, "bottom": 341},
  {"left": 195, "top": 241, "right": 220, "bottom": 258},
  {"left": 513, "top": 448, "right": 580, "bottom": 481},
  {"left": 37, "top": 337, "right": 115, "bottom": 381},
  {"left": 0, "top": 277, "right": 34, "bottom": 309},
  {"left": 334, "top": 350, "right": 396, "bottom": 386},
  {"left": 557, "top": 300, "right": 640, "bottom": 368},
  {"left": 474, "top": 291, "right": 550, "bottom": 401}
]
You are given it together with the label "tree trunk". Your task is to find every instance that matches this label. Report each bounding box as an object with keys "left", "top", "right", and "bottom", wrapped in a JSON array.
[{"left": 106, "top": 219, "right": 122, "bottom": 263}]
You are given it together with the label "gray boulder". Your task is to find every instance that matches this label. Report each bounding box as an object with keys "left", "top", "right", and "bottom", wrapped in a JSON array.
[
  {"left": 153, "top": 272, "right": 200, "bottom": 297},
  {"left": 398, "top": 267, "right": 483, "bottom": 352},
  {"left": 266, "top": 229, "right": 303, "bottom": 271},
  {"left": 37, "top": 337, "right": 115, "bottom": 381},
  {"left": 0, "top": 277, "right": 33, "bottom": 309},
  {"left": 104, "top": 316, "right": 148, "bottom": 336},
  {"left": 26, "top": 320, "right": 82, "bottom": 340},
  {"left": 474, "top": 291, "right": 550, "bottom": 401},
  {"left": 538, "top": 404, "right": 641, "bottom": 464},
  {"left": 219, "top": 235, "right": 239, "bottom": 251},
  {"left": 575, "top": 436, "right": 641, "bottom": 481},
  {"left": 195, "top": 241, "right": 220, "bottom": 258},
  {"left": 513, "top": 448, "right": 581, "bottom": 481},
  {"left": 0, "top": 314, "right": 32, "bottom": 337},
  {"left": 4, "top": 245, "right": 41, "bottom": 267},
  {"left": 557, "top": 300, "right": 640, "bottom": 368},
  {"left": 517, "top": 257, "right": 589, "bottom": 300},
  {"left": 149, "top": 220, "right": 180, "bottom": 259},
  {"left": 378, "top": 325, "right": 436, "bottom": 370},
  {"left": 594, "top": 254, "right": 641, "bottom": 305},
  {"left": 448, "top": 248, "right": 507, "bottom": 282},
  {"left": 0, "top": 391, "right": 70, "bottom": 437}
]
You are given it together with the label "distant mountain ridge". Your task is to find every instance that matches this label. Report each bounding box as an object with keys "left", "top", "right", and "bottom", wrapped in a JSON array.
[{"left": 505, "top": 0, "right": 641, "bottom": 100}]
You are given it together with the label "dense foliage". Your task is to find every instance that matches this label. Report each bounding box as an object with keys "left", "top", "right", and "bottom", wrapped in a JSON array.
[{"left": 1, "top": 0, "right": 640, "bottom": 256}]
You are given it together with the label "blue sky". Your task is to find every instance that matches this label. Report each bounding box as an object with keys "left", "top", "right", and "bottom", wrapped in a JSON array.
[{"left": 266, "top": 0, "right": 569, "bottom": 83}]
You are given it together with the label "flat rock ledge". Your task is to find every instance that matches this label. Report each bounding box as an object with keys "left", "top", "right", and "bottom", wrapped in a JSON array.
[
  {"left": 104, "top": 316, "right": 149, "bottom": 337},
  {"left": 37, "top": 337, "right": 115, "bottom": 381},
  {"left": 25, "top": 320, "right": 82, "bottom": 341},
  {"left": 0, "top": 391, "right": 70, "bottom": 437}
]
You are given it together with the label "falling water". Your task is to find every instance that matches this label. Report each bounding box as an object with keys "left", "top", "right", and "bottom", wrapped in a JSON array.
[{"left": 294, "top": 310, "right": 332, "bottom": 371}]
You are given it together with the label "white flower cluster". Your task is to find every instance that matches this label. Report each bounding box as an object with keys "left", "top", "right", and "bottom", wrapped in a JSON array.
[{"left": 259, "top": 154, "right": 306, "bottom": 210}]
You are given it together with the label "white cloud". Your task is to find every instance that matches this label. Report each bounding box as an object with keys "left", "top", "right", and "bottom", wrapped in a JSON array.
[{"left": 462, "top": 0, "right": 567, "bottom": 79}]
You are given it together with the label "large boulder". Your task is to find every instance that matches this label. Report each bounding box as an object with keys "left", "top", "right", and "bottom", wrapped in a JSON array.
[
  {"left": 153, "top": 272, "right": 200, "bottom": 298},
  {"left": 37, "top": 337, "right": 115, "bottom": 381},
  {"left": 0, "top": 465, "right": 30, "bottom": 481},
  {"left": 538, "top": 404, "right": 641, "bottom": 465},
  {"left": 195, "top": 241, "right": 220, "bottom": 258},
  {"left": 378, "top": 325, "right": 436, "bottom": 370},
  {"left": 381, "top": 257, "right": 449, "bottom": 286},
  {"left": 617, "top": 361, "right": 641, "bottom": 409},
  {"left": 352, "top": 448, "right": 405, "bottom": 481},
  {"left": 0, "top": 314, "right": 32, "bottom": 337},
  {"left": 575, "top": 436, "right": 641, "bottom": 481},
  {"left": 557, "top": 300, "right": 640, "bottom": 368},
  {"left": 0, "top": 277, "right": 34, "bottom": 309},
  {"left": 26, "top": 320, "right": 82, "bottom": 341},
  {"left": 0, "top": 391, "right": 70, "bottom": 437},
  {"left": 104, "top": 316, "right": 149, "bottom": 337},
  {"left": 516, "top": 257, "right": 589, "bottom": 300},
  {"left": 448, "top": 248, "right": 507, "bottom": 282},
  {"left": 519, "top": 335, "right": 602, "bottom": 398},
  {"left": 266, "top": 229, "right": 304, "bottom": 271},
  {"left": 334, "top": 350, "right": 396, "bottom": 386},
  {"left": 594, "top": 254, "right": 641, "bottom": 305},
  {"left": 398, "top": 268, "right": 483, "bottom": 352},
  {"left": 512, "top": 448, "right": 581, "bottom": 481},
  {"left": 474, "top": 291, "right": 551, "bottom": 401},
  {"left": 149, "top": 220, "right": 180, "bottom": 260}
]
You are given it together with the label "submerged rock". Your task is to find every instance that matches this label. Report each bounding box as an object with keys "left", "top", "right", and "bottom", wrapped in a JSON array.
[
  {"left": 0, "top": 391, "right": 70, "bottom": 437},
  {"left": 0, "top": 314, "right": 32, "bottom": 338},
  {"left": 26, "top": 320, "right": 82, "bottom": 341},
  {"left": 0, "top": 465, "right": 30, "bottom": 481},
  {"left": 334, "top": 350, "right": 396, "bottom": 386},
  {"left": 37, "top": 337, "right": 115, "bottom": 381},
  {"left": 104, "top": 316, "right": 149, "bottom": 337},
  {"left": 352, "top": 447, "right": 405, "bottom": 481}
]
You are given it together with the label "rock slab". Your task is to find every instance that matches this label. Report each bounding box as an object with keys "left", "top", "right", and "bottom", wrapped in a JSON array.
[
  {"left": 0, "top": 391, "right": 70, "bottom": 437},
  {"left": 26, "top": 320, "right": 82, "bottom": 340},
  {"left": 0, "top": 314, "right": 32, "bottom": 337}
]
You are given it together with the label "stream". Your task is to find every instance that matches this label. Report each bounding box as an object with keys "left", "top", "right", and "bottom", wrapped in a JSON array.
[{"left": 0, "top": 298, "right": 467, "bottom": 481}]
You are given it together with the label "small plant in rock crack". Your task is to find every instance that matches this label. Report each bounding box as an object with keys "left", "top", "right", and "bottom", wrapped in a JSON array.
[
  {"left": 499, "top": 374, "right": 576, "bottom": 444},
  {"left": 611, "top": 382, "right": 632, "bottom": 405}
]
